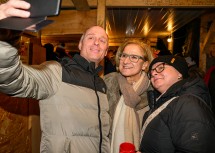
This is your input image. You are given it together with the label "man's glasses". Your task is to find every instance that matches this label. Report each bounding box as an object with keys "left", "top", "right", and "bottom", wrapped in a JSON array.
[
  {"left": 119, "top": 53, "right": 145, "bottom": 63},
  {"left": 148, "top": 63, "right": 166, "bottom": 79}
]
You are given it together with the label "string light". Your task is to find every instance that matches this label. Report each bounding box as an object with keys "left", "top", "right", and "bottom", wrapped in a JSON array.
[{"left": 167, "top": 35, "right": 172, "bottom": 42}]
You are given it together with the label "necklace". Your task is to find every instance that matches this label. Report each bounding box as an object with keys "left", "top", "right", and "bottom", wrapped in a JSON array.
[
  {"left": 131, "top": 81, "right": 136, "bottom": 85},
  {"left": 127, "top": 80, "right": 136, "bottom": 85}
]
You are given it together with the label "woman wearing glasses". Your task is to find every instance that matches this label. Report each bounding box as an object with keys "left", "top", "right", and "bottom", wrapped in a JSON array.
[
  {"left": 104, "top": 39, "right": 154, "bottom": 153},
  {"left": 138, "top": 55, "right": 215, "bottom": 153}
]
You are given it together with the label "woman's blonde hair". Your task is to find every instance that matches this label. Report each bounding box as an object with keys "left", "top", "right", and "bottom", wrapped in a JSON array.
[{"left": 115, "top": 38, "right": 154, "bottom": 72}]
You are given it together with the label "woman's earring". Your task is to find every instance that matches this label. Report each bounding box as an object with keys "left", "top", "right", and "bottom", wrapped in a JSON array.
[{"left": 178, "top": 76, "right": 182, "bottom": 80}]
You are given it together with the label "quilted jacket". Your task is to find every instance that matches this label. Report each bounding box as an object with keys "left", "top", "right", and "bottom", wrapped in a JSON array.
[{"left": 0, "top": 41, "right": 110, "bottom": 153}]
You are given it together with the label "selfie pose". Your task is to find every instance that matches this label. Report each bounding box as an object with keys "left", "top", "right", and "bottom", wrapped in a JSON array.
[{"left": 0, "top": 26, "right": 110, "bottom": 153}]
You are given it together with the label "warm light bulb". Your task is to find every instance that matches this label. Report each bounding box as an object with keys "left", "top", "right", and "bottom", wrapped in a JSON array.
[{"left": 167, "top": 36, "right": 172, "bottom": 42}]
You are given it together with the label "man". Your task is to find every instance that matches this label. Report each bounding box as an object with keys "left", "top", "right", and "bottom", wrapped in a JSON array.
[
  {"left": 104, "top": 50, "right": 117, "bottom": 75},
  {"left": 0, "top": 25, "right": 110, "bottom": 153},
  {"left": 0, "top": 2, "right": 110, "bottom": 152}
]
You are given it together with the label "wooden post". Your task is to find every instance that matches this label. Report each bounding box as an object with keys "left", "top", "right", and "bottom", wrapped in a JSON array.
[
  {"left": 199, "top": 14, "right": 215, "bottom": 72},
  {"left": 97, "top": 0, "right": 106, "bottom": 77},
  {"left": 97, "top": 0, "right": 106, "bottom": 28}
]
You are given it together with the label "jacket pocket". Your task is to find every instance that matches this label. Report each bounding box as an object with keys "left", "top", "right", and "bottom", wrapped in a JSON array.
[{"left": 64, "top": 137, "right": 71, "bottom": 153}]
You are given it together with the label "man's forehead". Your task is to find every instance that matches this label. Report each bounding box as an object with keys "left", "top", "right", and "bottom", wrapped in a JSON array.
[{"left": 85, "top": 27, "right": 108, "bottom": 38}]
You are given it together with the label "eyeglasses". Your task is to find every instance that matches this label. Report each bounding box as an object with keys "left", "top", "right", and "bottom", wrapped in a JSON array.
[
  {"left": 148, "top": 63, "right": 166, "bottom": 79},
  {"left": 119, "top": 53, "right": 145, "bottom": 63}
]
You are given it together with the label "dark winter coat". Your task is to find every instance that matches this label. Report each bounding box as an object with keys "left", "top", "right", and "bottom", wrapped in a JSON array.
[{"left": 139, "top": 76, "right": 215, "bottom": 153}]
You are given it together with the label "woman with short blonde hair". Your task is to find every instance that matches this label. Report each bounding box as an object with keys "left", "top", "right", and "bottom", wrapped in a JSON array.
[{"left": 104, "top": 38, "right": 154, "bottom": 153}]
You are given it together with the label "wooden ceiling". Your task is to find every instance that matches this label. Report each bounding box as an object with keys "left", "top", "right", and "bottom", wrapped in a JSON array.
[
  {"left": 106, "top": 8, "right": 207, "bottom": 38},
  {"left": 39, "top": 0, "right": 215, "bottom": 49}
]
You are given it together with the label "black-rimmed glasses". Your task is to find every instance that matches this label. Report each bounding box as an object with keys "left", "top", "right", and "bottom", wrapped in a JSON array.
[
  {"left": 148, "top": 63, "right": 166, "bottom": 79},
  {"left": 119, "top": 53, "right": 145, "bottom": 63}
]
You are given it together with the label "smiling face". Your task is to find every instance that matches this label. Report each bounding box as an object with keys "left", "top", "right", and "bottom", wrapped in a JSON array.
[
  {"left": 78, "top": 26, "right": 109, "bottom": 66},
  {"left": 119, "top": 43, "right": 148, "bottom": 82},
  {"left": 150, "top": 62, "right": 182, "bottom": 93}
]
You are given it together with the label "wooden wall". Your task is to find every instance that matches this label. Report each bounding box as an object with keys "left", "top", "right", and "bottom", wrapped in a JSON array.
[{"left": 0, "top": 93, "right": 40, "bottom": 153}]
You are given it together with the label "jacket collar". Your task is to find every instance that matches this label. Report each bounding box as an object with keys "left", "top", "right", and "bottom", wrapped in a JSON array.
[
  {"left": 73, "top": 54, "right": 103, "bottom": 75},
  {"left": 155, "top": 76, "right": 211, "bottom": 108}
]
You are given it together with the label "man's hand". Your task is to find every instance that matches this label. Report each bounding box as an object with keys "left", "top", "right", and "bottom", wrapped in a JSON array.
[{"left": 0, "top": 0, "right": 30, "bottom": 20}]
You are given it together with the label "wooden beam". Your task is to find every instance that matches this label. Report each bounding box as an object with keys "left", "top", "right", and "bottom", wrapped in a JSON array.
[
  {"left": 105, "top": 0, "right": 215, "bottom": 7},
  {"left": 41, "top": 34, "right": 81, "bottom": 45},
  {"left": 97, "top": 0, "right": 106, "bottom": 28},
  {"left": 199, "top": 14, "right": 215, "bottom": 72},
  {"left": 71, "top": 0, "right": 90, "bottom": 10},
  {"left": 202, "top": 19, "right": 215, "bottom": 53},
  {"left": 62, "top": 0, "right": 215, "bottom": 8},
  {"left": 0, "top": 0, "right": 8, "bottom": 4},
  {"left": 96, "top": 0, "right": 106, "bottom": 77},
  {"left": 42, "top": 10, "right": 97, "bottom": 35},
  {"left": 109, "top": 37, "right": 157, "bottom": 46}
]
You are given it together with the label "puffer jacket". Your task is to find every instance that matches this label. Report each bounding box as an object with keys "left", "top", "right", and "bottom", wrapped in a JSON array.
[
  {"left": 139, "top": 76, "right": 215, "bottom": 153},
  {"left": 0, "top": 41, "right": 110, "bottom": 153}
]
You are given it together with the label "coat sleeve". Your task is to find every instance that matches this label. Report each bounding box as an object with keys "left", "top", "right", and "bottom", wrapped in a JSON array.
[
  {"left": 170, "top": 94, "right": 215, "bottom": 153},
  {"left": 0, "top": 41, "right": 62, "bottom": 100}
]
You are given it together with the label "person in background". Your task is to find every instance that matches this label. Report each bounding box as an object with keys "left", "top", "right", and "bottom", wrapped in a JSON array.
[
  {"left": 138, "top": 55, "right": 215, "bottom": 153},
  {"left": 44, "top": 43, "right": 58, "bottom": 61},
  {"left": 207, "top": 68, "right": 215, "bottom": 115},
  {"left": 0, "top": 25, "right": 110, "bottom": 153},
  {"left": 151, "top": 47, "right": 160, "bottom": 58},
  {"left": 104, "top": 49, "right": 117, "bottom": 75},
  {"left": 155, "top": 38, "right": 172, "bottom": 56},
  {"left": 104, "top": 39, "right": 154, "bottom": 153},
  {"left": 0, "top": 0, "right": 30, "bottom": 20},
  {"left": 55, "top": 45, "right": 69, "bottom": 59},
  {"left": 185, "top": 56, "right": 205, "bottom": 78},
  {"left": 204, "top": 66, "right": 215, "bottom": 115}
]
